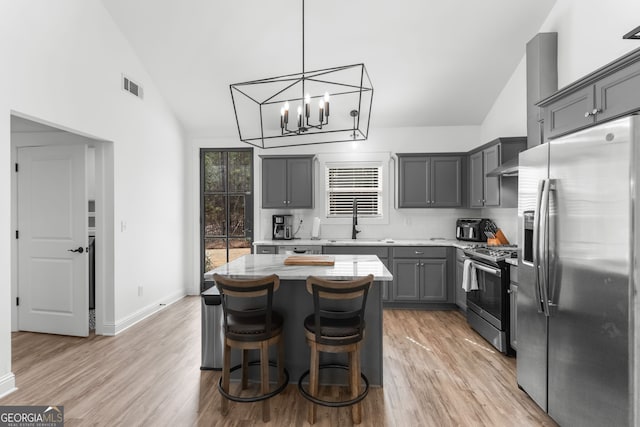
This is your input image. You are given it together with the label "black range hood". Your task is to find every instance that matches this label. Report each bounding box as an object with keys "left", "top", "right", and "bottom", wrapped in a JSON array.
[{"left": 486, "top": 156, "right": 519, "bottom": 177}]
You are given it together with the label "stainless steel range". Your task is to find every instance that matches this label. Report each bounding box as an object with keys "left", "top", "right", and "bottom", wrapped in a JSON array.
[{"left": 463, "top": 245, "right": 517, "bottom": 355}]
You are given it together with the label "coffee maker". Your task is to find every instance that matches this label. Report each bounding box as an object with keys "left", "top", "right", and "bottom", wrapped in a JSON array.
[{"left": 272, "top": 215, "right": 293, "bottom": 240}]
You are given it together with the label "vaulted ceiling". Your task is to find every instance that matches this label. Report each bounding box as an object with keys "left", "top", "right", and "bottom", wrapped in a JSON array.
[{"left": 101, "top": 0, "right": 557, "bottom": 138}]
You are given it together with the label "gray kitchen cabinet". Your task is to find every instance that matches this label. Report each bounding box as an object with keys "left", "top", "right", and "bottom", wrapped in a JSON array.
[
  {"left": 397, "top": 154, "right": 462, "bottom": 208},
  {"left": 468, "top": 137, "right": 526, "bottom": 208},
  {"left": 455, "top": 249, "right": 467, "bottom": 310},
  {"left": 483, "top": 145, "right": 500, "bottom": 206},
  {"left": 540, "top": 47, "right": 640, "bottom": 140},
  {"left": 390, "top": 247, "right": 450, "bottom": 307},
  {"left": 261, "top": 156, "right": 313, "bottom": 209},
  {"left": 255, "top": 245, "right": 277, "bottom": 254},
  {"left": 509, "top": 264, "right": 519, "bottom": 351},
  {"left": 323, "top": 246, "right": 391, "bottom": 301},
  {"left": 469, "top": 152, "right": 484, "bottom": 208}
]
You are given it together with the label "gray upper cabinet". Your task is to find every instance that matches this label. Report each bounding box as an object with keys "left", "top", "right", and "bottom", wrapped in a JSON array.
[
  {"left": 468, "top": 137, "right": 526, "bottom": 208},
  {"left": 469, "top": 151, "right": 484, "bottom": 208},
  {"left": 397, "top": 154, "right": 462, "bottom": 208},
  {"left": 261, "top": 156, "right": 313, "bottom": 209},
  {"left": 483, "top": 145, "right": 500, "bottom": 206},
  {"left": 540, "top": 47, "right": 640, "bottom": 140}
]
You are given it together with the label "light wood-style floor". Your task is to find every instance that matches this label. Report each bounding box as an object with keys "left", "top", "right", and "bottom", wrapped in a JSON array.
[{"left": 1, "top": 296, "right": 557, "bottom": 426}]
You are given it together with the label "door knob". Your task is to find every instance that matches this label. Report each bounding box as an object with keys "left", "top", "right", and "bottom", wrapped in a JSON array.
[{"left": 68, "top": 246, "right": 84, "bottom": 254}]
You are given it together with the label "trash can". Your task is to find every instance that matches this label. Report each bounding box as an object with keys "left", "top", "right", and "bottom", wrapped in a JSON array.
[{"left": 201, "top": 285, "right": 224, "bottom": 370}]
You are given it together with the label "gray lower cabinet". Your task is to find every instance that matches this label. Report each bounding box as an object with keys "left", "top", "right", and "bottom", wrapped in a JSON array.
[
  {"left": 261, "top": 156, "right": 313, "bottom": 209},
  {"left": 455, "top": 249, "right": 466, "bottom": 310},
  {"left": 389, "top": 247, "right": 453, "bottom": 308},
  {"left": 509, "top": 265, "right": 518, "bottom": 351},
  {"left": 397, "top": 154, "right": 462, "bottom": 208},
  {"left": 322, "top": 246, "right": 391, "bottom": 301},
  {"left": 255, "top": 245, "right": 277, "bottom": 254},
  {"left": 540, "top": 47, "right": 640, "bottom": 140}
]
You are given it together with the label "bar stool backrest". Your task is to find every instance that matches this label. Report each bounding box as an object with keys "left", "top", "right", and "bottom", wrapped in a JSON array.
[
  {"left": 213, "top": 273, "right": 280, "bottom": 341},
  {"left": 305, "top": 274, "right": 373, "bottom": 346}
]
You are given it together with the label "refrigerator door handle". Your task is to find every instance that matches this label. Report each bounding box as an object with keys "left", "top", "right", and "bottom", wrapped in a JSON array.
[
  {"left": 539, "top": 179, "right": 551, "bottom": 317},
  {"left": 532, "top": 179, "right": 545, "bottom": 313}
]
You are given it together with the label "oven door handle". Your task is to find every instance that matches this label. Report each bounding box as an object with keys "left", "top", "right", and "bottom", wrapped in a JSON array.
[{"left": 471, "top": 262, "right": 501, "bottom": 277}]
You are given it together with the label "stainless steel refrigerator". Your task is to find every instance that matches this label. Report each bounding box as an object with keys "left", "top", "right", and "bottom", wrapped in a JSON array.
[{"left": 517, "top": 115, "right": 634, "bottom": 426}]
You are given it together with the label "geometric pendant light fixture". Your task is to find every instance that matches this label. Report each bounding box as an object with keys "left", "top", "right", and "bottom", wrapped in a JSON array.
[{"left": 230, "top": 0, "right": 374, "bottom": 149}]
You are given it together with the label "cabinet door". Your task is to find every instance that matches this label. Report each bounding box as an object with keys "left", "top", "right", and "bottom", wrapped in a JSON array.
[
  {"left": 430, "top": 156, "right": 462, "bottom": 207},
  {"left": 544, "top": 86, "right": 595, "bottom": 139},
  {"left": 380, "top": 258, "right": 390, "bottom": 302},
  {"left": 398, "top": 156, "right": 429, "bottom": 207},
  {"left": 469, "top": 151, "right": 484, "bottom": 207},
  {"left": 420, "top": 259, "right": 447, "bottom": 302},
  {"left": 483, "top": 145, "right": 500, "bottom": 206},
  {"left": 455, "top": 259, "right": 466, "bottom": 310},
  {"left": 509, "top": 282, "right": 518, "bottom": 351},
  {"left": 262, "top": 158, "right": 288, "bottom": 208},
  {"left": 287, "top": 157, "right": 313, "bottom": 208},
  {"left": 595, "top": 60, "right": 640, "bottom": 123},
  {"left": 392, "top": 259, "right": 420, "bottom": 301}
]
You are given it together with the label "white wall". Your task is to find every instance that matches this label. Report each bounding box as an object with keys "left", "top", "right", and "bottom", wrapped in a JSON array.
[
  {"left": 0, "top": 0, "right": 188, "bottom": 395},
  {"left": 479, "top": 57, "right": 528, "bottom": 143},
  {"left": 481, "top": 0, "right": 640, "bottom": 140}
]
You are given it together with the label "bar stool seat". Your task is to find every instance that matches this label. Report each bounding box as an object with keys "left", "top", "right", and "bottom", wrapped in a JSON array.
[
  {"left": 298, "top": 274, "right": 373, "bottom": 425},
  {"left": 213, "top": 273, "right": 288, "bottom": 423}
]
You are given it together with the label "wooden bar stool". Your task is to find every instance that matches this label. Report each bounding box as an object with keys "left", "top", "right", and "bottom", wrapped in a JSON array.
[
  {"left": 298, "top": 274, "right": 373, "bottom": 425},
  {"left": 213, "top": 273, "right": 288, "bottom": 423}
]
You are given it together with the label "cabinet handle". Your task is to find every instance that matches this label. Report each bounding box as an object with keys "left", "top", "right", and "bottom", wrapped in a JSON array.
[
  {"left": 261, "top": 250, "right": 270, "bottom": 253},
  {"left": 584, "top": 108, "right": 601, "bottom": 118},
  {"left": 507, "top": 289, "right": 513, "bottom": 294},
  {"left": 414, "top": 251, "right": 424, "bottom": 255},
  {"left": 415, "top": 262, "right": 420, "bottom": 267}
]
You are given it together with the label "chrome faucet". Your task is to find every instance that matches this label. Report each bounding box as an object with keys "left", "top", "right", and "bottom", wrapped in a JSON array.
[{"left": 352, "top": 198, "right": 361, "bottom": 240}]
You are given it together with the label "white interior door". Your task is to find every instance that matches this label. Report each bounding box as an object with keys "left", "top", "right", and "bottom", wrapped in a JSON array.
[{"left": 17, "top": 144, "right": 88, "bottom": 337}]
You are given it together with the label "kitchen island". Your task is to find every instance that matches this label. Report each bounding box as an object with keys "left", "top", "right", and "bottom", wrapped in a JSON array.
[{"left": 205, "top": 254, "right": 393, "bottom": 386}]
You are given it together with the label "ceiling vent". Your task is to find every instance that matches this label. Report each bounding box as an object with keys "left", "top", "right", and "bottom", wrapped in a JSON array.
[{"left": 122, "top": 74, "right": 143, "bottom": 99}]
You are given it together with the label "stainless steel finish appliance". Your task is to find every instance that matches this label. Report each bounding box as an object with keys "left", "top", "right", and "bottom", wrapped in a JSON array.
[
  {"left": 464, "top": 245, "right": 517, "bottom": 355},
  {"left": 517, "top": 116, "right": 633, "bottom": 426},
  {"left": 272, "top": 214, "right": 293, "bottom": 240},
  {"left": 277, "top": 245, "right": 322, "bottom": 255},
  {"left": 456, "top": 218, "right": 492, "bottom": 242}
]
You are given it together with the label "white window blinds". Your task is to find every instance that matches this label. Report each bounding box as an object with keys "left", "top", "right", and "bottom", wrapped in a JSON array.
[{"left": 326, "top": 164, "right": 382, "bottom": 217}]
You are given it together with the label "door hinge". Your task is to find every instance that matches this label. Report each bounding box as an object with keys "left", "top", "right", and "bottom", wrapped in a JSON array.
[
  {"left": 15, "top": 230, "right": 19, "bottom": 239},
  {"left": 15, "top": 163, "right": 18, "bottom": 172},
  {"left": 16, "top": 297, "right": 19, "bottom": 306}
]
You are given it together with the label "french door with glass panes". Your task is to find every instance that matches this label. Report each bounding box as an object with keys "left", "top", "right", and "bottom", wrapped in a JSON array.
[{"left": 200, "top": 149, "right": 253, "bottom": 290}]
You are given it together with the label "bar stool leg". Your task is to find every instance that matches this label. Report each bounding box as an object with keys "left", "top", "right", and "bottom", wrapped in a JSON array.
[
  {"left": 308, "top": 343, "right": 319, "bottom": 424},
  {"left": 349, "top": 349, "right": 362, "bottom": 424},
  {"left": 221, "top": 341, "right": 231, "bottom": 415},
  {"left": 260, "top": 341, "right": 270, "bottom": 422},
  {"left": 278, "top": 335, "right": 285, "bottom": 385},
  {"left": 241, "top": 349, "right": 249, "bottom": 389}
]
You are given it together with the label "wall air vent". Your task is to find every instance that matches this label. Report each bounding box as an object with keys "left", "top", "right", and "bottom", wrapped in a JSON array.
[{"left": 122, "top": 74, "right": 143, "bottom": 99}]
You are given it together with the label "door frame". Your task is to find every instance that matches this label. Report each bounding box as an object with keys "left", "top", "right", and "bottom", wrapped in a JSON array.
[
  {"left": 10, "top": 112, "right": 115, "bottom": 336},
  {"left": 199, "top": 147, "right": 254, "bottom": 291}
]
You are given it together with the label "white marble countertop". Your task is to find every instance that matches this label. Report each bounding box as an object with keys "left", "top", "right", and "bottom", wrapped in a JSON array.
[
  {"left": 253, "top": 238, "right": 474, "bottom": 249},
  {"left": 204, "top": 254, "right": 393, "bottom": 281}
]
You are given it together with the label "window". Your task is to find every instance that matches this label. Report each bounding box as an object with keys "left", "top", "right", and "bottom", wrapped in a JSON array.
[{"left": 325, "top": 163, "right": 382, "bottom": 217}]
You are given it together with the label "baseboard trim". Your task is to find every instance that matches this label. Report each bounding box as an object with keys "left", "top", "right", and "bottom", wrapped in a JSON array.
[
  {"left": 0, "top": 372, "right": 17, "bottom": 399},
  {"left": 105, "top": 291, "right": 186, "bottom": 336}
]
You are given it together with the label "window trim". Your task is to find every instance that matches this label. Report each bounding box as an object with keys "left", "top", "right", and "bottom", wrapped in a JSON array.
[{"left": 317, "top": 152, "right": 391, "bottom": 226}]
